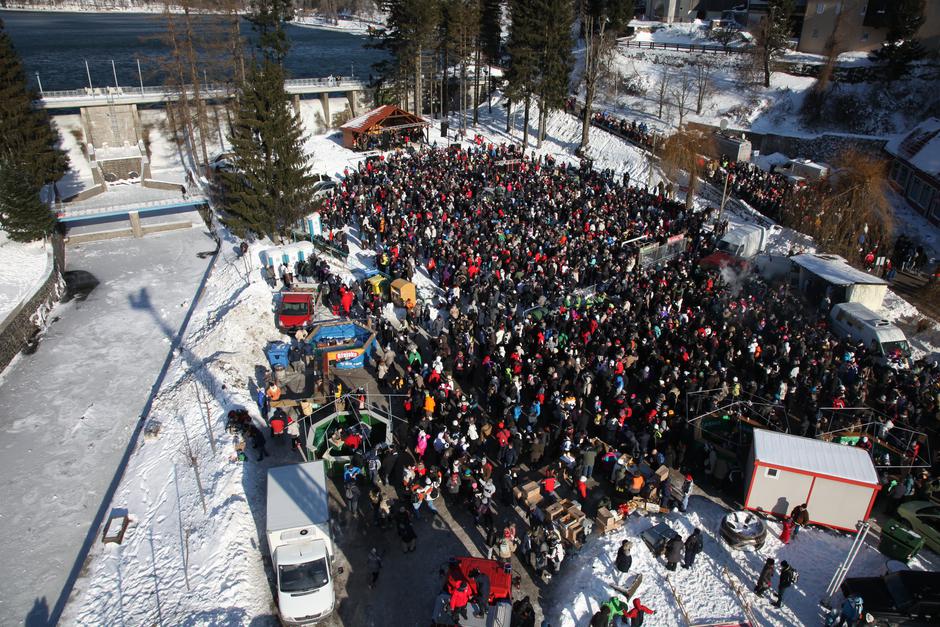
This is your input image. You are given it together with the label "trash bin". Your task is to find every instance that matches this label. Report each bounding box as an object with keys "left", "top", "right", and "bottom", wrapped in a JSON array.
[{"left": 879, "top": 521, "right": 925, "bottom": 561}]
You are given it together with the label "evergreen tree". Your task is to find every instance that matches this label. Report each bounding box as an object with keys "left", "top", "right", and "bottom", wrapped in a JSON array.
[
  {"left": 221, "top": 0, "right": 316, "bottom": 238},
  {"left": 0, "top": 19, "right": 68, "bottom": 190},
  {"left": 752, "top": 0, "right": 793, "bottom": 88},
  {"left": 480, "top": 0, "right": 503, "bottom": 63},
  {"left": 505, "top": 0, "right": 538, "bottom": 138},
  {"left": 372, "top": 1, "right": 441, "bottom": 112},
  {"left": 606, "top": 0, "right": 634, "bottom": 36},
  {"left": 871, "top": 0, "right": 925, "bottom": 77},
  {"left": 533, "top": 0, "right": 574, "bottom": 147},
  {"left": 0, "top": 161, "right": 56, "bottom": 242},
  {"left": 249, "top": 0, "right": 295, "bottom": 63}
]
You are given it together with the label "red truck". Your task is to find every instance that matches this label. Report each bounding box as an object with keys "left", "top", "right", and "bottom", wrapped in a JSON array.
[{"left": 277, "top": 291, "right": 315, "bottom": 332}]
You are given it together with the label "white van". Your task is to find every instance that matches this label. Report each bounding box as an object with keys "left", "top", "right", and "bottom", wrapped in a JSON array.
[
  {"left": 267, "top": 461, "right": 335, "bottom": 626},
  {"left": 829, "top": 302, "right": 911, "bottom": 366}
]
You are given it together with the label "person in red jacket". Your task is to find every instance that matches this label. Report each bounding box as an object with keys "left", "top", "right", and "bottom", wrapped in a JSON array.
[
  {"left": 449, "top": 579, "right": 471, "bottom": 622},
  {"left": 576, "top": 476, "right": 588, "bottom": 501},
  {"left": 624, "top": 598, "right": 654, "bottom": 627}
]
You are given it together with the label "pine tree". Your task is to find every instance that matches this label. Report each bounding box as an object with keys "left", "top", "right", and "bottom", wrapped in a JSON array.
[
  {"left": 606, "top": 0, "right": 634, "bottom": 36},
  {"left": 0, "top": 19, "right": 68, "bottom": 190},
  {"left": 505, "top": 0, "right": 538, "bottom": 139},
  {"left": 533, "top": 0, "right": 574, "bottom": 147},
  {"left": 0, "top": 161, "right": 56, "bottom": 242},
  {"left": 372, "top": 1, "right": 441, "bottom": 112},
  {"left": 221, "top": 0, "right": 316, "bottom": 239},
  {"left": 480, "top": 0, "right": 503, "bottom": 63},
  {"left": 249, "top": 0, "right": 296, "bottom": 63},
  {"left": 871, "top": 0, "right": 925, "bottom": 77}
]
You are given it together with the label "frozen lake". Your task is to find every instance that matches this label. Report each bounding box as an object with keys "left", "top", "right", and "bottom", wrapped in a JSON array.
[{"left": 0, "top": 227, "right": 216, "bottom": 626}]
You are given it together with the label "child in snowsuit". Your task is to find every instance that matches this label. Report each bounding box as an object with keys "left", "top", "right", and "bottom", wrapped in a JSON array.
[{"left": 775, "top": 561, "right": 797, "bottom": 608}]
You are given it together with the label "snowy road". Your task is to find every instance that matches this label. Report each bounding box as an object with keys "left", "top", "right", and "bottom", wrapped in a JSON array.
[{"left": 0, "top": 227, "right": 216, "bottom": 627}]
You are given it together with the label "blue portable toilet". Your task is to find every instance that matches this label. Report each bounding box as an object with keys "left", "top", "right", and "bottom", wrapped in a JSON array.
[{"left": 266, "top": 341, "right": 290, "bottom": 368}]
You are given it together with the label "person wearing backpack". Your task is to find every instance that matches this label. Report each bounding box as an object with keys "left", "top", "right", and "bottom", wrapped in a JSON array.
[{"left": 775, "top": 561, "right": 797, "bottom": 608}]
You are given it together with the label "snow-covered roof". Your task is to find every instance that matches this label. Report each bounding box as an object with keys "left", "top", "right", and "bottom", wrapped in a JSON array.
[
  {"left": 791, "top": 254, "right": 887, "bottom": 286},
  {"left": 267, "top": 462, "right": 329, "bottom": 532},
  {"left": 884, "top": 117, "right": 940, "bottom": 180},
  {"left": 752, "top": 430, "right": 879, "bottom": 485}
]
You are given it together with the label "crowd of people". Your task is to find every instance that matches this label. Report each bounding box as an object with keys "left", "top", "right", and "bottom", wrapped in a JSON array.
[{"left": 273, "top": 141, "right": 938, "bottom": 625}]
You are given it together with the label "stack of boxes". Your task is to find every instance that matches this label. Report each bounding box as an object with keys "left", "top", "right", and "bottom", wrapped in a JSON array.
[
  {"left": 595, "top": 506, "right": 624, "bottom": 534},
  {"left": 513, "top": 480, "right": 543, "bottom": 508},
  {"left": 544, "top": 498, "right": 587, "bottom": 544}
]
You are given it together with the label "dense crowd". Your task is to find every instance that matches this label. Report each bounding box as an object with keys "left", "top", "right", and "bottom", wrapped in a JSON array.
[{"left": 264, "top": 142, "right": 938, "bottom": 623}]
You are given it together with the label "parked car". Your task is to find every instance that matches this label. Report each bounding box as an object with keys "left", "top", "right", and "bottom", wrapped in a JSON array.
[
  {"left": 897, "top": 502, "right": 940, "bottom": 554},
  {"left": 208, "top": 152, "right": 236, "bottom": 173},
  {"left": 841, "top": 571, "right": 940, "bottom": 626},
  {"left": 312, "top": 180, "right": 338, "bottom": 199}
]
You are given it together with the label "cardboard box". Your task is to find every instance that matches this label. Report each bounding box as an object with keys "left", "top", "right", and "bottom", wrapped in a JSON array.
[
  {"left": 655, "top": 465, "right": 670, "bottom": 482},
  {"left": 596, "top": 518, "right": 623, "bottom": 534},
  {"left": 566, "top": 505, "right": 586, "bottom": 522},
  {"left": 562, "top": 522, "right": 583, "bottom": 543},
  {"left": 545, "top": 501, "right": 567, "bottom": 521}
]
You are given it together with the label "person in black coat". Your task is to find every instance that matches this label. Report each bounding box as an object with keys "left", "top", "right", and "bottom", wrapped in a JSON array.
[
  {"left": 754, "top": 558, "right": 775, "bottom": 596},
  {"left": 775, "top": 561, "right": 797, "bottom": 608},
  {"left": 665, "top": 535, "right": 684, "bottom": 571},
  {"left": 470, "top": 568, "right": 491, "bottom": 617},
  {"left": 590, "top": 606, "right": 611, "bottom": 627},
  {"left": 615, "top": 540, "right": 633, "bottom": 573},
  {"left": 683, "top": 528, "right": 703, "bottom": 569}
]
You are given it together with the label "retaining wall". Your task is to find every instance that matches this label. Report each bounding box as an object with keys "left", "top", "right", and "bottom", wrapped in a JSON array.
[{"left": 0, "top": 233, "right": 65, "bottom": 374}]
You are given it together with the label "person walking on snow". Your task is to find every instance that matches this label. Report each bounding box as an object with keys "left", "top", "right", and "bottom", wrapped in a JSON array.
[
  {"left": 683, "top": 528, "right": 703, "bottom": 569},
  {"left": 680, "top": 473, "right": 694, "bottom": 512},
  {"left": 790, "top": 503, "right": 809, "bottom": 538},
  {"left": 615, "top": 540, "right": 633, "bottom": 573},
  {"left": 624, "top": 598, "right": 654, "bottom": 627},
  {"left": 665, "top": 535, "right": 684, "bottom": 571},
  {"left": 755, "top": 558, "right": 775, "bottom": 596},
  {"left": 775, "top": 560, "right": 797, "bottom": 608}
]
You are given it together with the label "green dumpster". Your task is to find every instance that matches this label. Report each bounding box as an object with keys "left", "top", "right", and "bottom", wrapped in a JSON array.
[{"left": 879, "top": 521, "right": 925, "bottom": 561}]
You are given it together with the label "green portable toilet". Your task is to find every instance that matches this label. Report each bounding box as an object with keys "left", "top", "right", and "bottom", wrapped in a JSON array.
[{"left": 879, "top": 521, "right": 925, "bottom": 561}]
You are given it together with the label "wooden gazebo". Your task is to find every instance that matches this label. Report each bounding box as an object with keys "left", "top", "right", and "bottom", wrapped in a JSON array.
[{"left": 340, "top": 105, "right": 429, "bottom": 150}]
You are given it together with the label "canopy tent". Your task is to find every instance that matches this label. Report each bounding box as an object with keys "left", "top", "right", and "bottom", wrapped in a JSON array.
[{"left": 340, "top": 105, "right": 429, "bottom": 150}]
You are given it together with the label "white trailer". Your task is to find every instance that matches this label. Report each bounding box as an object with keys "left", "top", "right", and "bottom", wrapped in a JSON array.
[{"left": 267, "top": 461, "right": 335, "bottom": 626}]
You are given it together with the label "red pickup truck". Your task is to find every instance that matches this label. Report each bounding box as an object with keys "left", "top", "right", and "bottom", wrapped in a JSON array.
[{"left": 277, "top": 292, "right": 314, "bottom": 331}]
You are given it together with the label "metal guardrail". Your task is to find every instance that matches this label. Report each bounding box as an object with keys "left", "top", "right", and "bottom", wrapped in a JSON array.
[
  {"left": 56, "top": 195, "right": 208, "bottom": 219},
  {"left": 38, "top": 77, "right": 365, "bottom": 103},
  {"left": 620, "top": 40, "right": 748, "bottom": 54}
]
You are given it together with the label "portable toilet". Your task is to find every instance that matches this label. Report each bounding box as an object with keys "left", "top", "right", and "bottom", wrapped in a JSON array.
[
  {"left": 391, "top": 278, "right": 416, "bottom": 307},
  {"left": 302, "top": 212, "right": 323, "bottom": 239},
  {"left": 365, "top": 274, "right": 389, "bottom": 298}
]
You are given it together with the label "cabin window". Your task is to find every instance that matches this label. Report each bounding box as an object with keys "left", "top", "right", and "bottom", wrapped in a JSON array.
[{"left": 765, "top": 468, "right": 779, "bottom": 479}]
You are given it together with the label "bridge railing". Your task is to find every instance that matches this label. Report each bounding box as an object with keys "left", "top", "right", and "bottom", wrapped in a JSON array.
[{"left": 39, "top": 76, "right": 365, "bottom": 102}]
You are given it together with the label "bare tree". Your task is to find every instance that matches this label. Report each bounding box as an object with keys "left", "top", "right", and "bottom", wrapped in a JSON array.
[
  {"left": 580, "top": 2, "right": 616, "bottom": 151},
  {"left": 672, "top": 71, "right": 694, "bottom": 128},
  {"left": 660, "top": 131, "right": 713, "bottom": 210},
  {"left": 655, "top": 66, "right": 670, "bottom": 120},
  {"left": 693, "top": 56, "right": 714, "bottom": 116},
  {"left": 708, "top": 25, "right": 740, "bottom": 51}
]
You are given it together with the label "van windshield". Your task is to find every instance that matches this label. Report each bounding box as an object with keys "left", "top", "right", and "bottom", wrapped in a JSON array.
[
  {"left": 882, "top": 340, "right": 910, "bottom": 358},
  {"left": 279, "top": 558, "right": 329, "bottom": 594}
]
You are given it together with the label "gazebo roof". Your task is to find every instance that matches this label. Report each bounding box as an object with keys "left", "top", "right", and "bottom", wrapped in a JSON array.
[{"left": 341, "top": 105, "right": 428, "bottom": 134}]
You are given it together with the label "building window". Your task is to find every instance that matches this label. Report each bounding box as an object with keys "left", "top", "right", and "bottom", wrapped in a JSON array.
[
  {"left": 919, "top": 184, "right": 935, "bottom": 209},
  {"left": 765, "top": 468, "right": 779, "bottom": 478},
  {"left": 890, "top": 160, "right": 901, "bottom": 181},
  {"left": 897, "top": 164, "right": 911, "bottom": 187},
  {"left": 817, "top": 3, "right": 826, "bottom": 14},
  {"left": 910, "top": 177, "right": 924, "bottom": 206},
  {"left": 861, "top": 32, "right": 869, "bottom": 41}
]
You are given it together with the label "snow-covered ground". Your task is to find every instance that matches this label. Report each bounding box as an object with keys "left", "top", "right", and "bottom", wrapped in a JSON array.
[
  {"left": 45, "top": 78, "right": 940, "bottom": 627},
  {"left": 0, "top": 226, "right": 216, "bottom": 627},
  {"left": 589, "top": 23, "right": 940, "bottom": 138},
  {"left": 548, "top": 497, "right": 940, "bottom": 627},
  {"left": 0, "top": 231, "right": 52, "bottom": 323}
]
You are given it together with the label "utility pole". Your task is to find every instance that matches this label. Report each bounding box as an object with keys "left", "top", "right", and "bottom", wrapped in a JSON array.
[
  {"left": 35, "top": 73, "right": 43, "bottom": 97},
  {"left": 717, "top": 169, "right": 731, "bottom": 225},
  {"left": 137, "top": 58, "right": 145, "bottom": 94},
  {"left": 85, "top": 59, "right": 93, "bottom": 90},
  {"left": 111, "top": 59, "right": 119, "bottom": 89}
]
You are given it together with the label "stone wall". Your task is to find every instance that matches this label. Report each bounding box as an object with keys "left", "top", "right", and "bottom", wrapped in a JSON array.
[{"left": 0, "top": 233, "right": 65, "bottom": 374}]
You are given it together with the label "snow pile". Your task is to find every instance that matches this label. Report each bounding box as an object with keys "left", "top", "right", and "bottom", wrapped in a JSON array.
[
  {"left": 0, "top": 231, "right": 51, "bottom": 323},
  {"left": 548, "top": 498, "right": 938, "bottom": 627}
]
